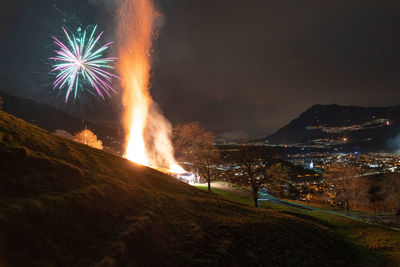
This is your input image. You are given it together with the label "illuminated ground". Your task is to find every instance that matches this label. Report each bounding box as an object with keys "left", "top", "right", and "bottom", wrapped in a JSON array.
[{"left": 0, "top": 110, "right": 397, "bottom": 266}]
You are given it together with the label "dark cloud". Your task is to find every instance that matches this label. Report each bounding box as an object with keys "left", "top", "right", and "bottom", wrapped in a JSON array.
[
  {"left": 2, "top": 0, "right": 400, "bottom": 138},
  {"left": 151, "top": 0, "right": 400, "bottom": 138}
]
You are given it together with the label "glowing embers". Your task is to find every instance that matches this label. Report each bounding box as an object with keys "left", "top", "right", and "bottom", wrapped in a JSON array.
[{"left": 117, "top": 0, "right": 185, "bottom": 173}]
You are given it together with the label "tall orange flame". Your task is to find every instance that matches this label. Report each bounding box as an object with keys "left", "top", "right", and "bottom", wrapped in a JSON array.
[{"left": 117, "top": 0, "right": 185, "bottom": 173}]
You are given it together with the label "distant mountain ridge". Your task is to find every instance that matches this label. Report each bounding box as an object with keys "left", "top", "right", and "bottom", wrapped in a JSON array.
[
  {"left": 0, "top": 91, "right": 122, "bottom": 152},
  {"left": 266, "top": 104, "right": 400, "bottom": 152}
]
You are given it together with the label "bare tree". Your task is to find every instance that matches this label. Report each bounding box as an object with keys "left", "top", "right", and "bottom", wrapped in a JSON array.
[
  {"left": 230, "top": 145, "right": 279, "bottom": 208},
  {"left": 173, "top": 122, "right": 219, "bottom": 191},
  {"left": 74, "top": 129, "right": 103, "bottom": 150},
  {"left": 349, "top": 177, "right": 363, "bottom": 210},
  {"left": 264, "top": 162, "right": 290, "bottom": 198},
  {"left": 325, "top": 165, "right": 358, "bottom": 211},
  {"left": 383, "top": 174, "right": 400, "bottom": 215}
]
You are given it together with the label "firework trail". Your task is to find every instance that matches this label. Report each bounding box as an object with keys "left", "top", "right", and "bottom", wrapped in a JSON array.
[{"left": 50, "top": 25, "right": 117, "bottom": 102}]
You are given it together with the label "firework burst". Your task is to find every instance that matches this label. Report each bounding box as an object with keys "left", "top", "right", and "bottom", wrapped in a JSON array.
[{"left": 50, "top": 25, "right": 117, "bottom": 102}]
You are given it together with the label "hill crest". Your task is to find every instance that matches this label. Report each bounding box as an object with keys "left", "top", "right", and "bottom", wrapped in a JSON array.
[
  {"left": 0, "top": 91, "right": 122, "bottom": 153},
  {"left": 266, "top": 104, "right": 400, "bottom": 151}
]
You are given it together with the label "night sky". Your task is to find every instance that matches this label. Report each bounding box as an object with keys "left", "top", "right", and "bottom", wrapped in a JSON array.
[{"left": 2, "top": 0, "right": 400, "bottom": 139}]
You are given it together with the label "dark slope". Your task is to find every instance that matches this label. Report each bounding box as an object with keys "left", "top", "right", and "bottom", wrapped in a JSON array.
[
  {"left": 0, "top": 110, "right": 371, "bottom": 266},
  {"left": 267, "top": 104, "right": 400, "bottom": 151},
  {"left": 0, "top": 91, "right": 121, "bottom": 151}
]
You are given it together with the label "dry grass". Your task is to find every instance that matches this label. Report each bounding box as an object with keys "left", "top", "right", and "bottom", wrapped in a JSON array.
[
  {"left": 197, "top": 182, "right": 400, "bottom": 266},
  {"left": 0, "top": 110, "right": 394, "bottom": 266}
]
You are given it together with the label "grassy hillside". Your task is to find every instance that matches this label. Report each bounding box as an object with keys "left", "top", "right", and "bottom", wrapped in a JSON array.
[
  {"left": 0, "top": 90, "right": 121, "bottom": 152},
  {"left": 0, "top": 110, "right": 394, "bottom": 266},
  {"left": 197, "top": 182, "right": 400, "bottom": 266}
]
